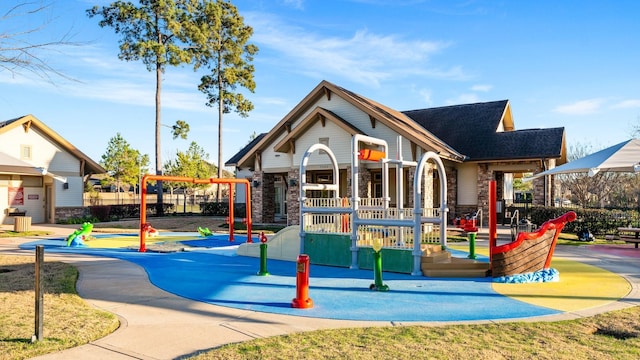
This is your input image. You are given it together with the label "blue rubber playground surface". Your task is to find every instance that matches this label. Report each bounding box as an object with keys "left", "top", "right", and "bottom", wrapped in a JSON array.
[{"left": 19, "top": 233, "right": 621, "bottom": 322}]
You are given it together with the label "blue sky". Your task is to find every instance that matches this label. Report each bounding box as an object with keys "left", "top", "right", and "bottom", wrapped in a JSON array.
[{"left": 2, "top": 0, "right": 639, "bottom": 173}]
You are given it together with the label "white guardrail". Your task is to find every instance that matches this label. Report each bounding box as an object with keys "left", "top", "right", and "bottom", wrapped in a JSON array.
[{"left": 303, "top": 198, "right": 442, "bottom": 249}]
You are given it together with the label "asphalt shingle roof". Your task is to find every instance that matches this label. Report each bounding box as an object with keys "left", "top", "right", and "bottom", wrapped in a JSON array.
[
  {"left": 404, "top": 101, "right": 564, "bottom": 161},
  {"left": 225, "top": 82, "right": 565, "bottom": 167},
  {"left": 225, "top": 133, "right": 267, "bottom": 167}
]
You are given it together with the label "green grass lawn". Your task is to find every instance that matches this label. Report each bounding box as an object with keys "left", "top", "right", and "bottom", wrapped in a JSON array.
[
  {"left": 188, "top": 231, "right": 640, "bottom": 359},
  {"left": 0, "top": 256, "right": 119, "bottom": 360},
  {"left": 1, "top": 240, "right": 638, "bottom": 360}
]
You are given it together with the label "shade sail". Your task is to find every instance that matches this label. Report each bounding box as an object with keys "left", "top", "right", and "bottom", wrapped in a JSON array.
[{"left": 526, "top": 139, "right": 640, "bottom": 180}]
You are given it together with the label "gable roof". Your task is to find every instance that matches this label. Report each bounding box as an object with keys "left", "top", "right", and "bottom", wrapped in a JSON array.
[
  {"left": 226, "top": 132, "right": 266, "bottom": 167},
  {"left": 228, "top": 80, "right": 465, "bottom": 168},
  {"left": 273, "top": 107, "right": 365, "bottom": 153},
  {"left": 0, "top": 114, "right": 106, "bottom": 174},
  {"left": 404, "top": 101, "right": 566, "bottom": 162}
]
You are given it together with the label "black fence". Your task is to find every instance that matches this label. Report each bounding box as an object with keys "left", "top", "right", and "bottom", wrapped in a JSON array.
[
  {"left": 527, "top": 206, "right": 639, "bottom": 236},
  {"left": 86, "top": 202, "right": 248, "bottom": 222}
]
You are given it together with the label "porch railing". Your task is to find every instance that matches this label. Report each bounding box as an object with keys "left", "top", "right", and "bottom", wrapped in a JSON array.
[{"left": 303, "top": 204, "right": 442, "bottom": 249}]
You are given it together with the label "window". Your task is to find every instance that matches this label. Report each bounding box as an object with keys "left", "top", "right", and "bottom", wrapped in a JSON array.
[
  {"left": 319, "top": 137, "right": 329, "bottom": 154},
  {"left": 372, "top": 171, "right": 382, "bottom": 198},
  {"left": 21, "top": 145, "right": 32, "bottom": 160}
]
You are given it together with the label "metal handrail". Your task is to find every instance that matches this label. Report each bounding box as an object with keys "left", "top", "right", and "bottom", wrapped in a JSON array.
[
  {"left": 509, "top": 209, "right": 520, "bottom": 241},
  {"left": 475, "top": 208, "right": 483, "bottom": 229}
]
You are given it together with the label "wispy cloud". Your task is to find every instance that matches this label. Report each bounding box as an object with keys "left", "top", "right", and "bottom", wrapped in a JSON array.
[
  {"left": 3, "top": 43, "right": 211, "bottom": 112},
  {"left": 418, "top": 88, "right": 433, "bottom": 106},
  {"left": 612, "top": 99, "right": 640, "bottom": 109},
  {"left": 553, "top": 98, "right": 605, "bottom": 115},
  {"left": 445, "top": 93, "right": 481, "bottom": 105},
  {"left": 471, "top": 84, "right": 492, "bottom": 92},
  {"left": 281, "top": 0, "right": 305, "bottom": 10},
  {"left": 247, "top": 13, "right": 463, "bottom": 87}
]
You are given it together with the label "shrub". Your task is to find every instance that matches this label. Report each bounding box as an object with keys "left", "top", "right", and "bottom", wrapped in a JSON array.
[
  {"left": 89, "top": 205, "right": 111, "bottom": 222},
  {"left": 57, "top": 215, "right": 100, "bottom": 224},
  {"left": 200, "top": 202, "right": 230, "bottom": 216},
  {"left": 530, "top": 206, "right": 638, "bottom": 236}
]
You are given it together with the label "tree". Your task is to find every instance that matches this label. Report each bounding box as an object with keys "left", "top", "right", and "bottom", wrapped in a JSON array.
[
  {"left": 186, "top": 0, "right": 258, "bottom": 200},
  {"left": 557, "top": 142, "right": 623, "bottom": 207},
  {"left": 100, "top": 133, "right": 150, "bottom": 203},
  {"left": 170, "top": 119, "right": 190, "bottom": 139},
  {"left": 87, "top": 0, "right": 193, "bottom": 213},
  {"left": 1, "top": 1, "right": 79, "bottom": 82},
  {"left": 164, "top": 141, "right": 214, "bottom": 212},
  {"left": 513, "top": 177, "right": 532, "bottom": 192}
]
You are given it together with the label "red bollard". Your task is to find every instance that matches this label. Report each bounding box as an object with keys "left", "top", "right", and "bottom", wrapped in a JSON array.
[{"left": 291, "top": 254, "right": 313, "bottom": 309}]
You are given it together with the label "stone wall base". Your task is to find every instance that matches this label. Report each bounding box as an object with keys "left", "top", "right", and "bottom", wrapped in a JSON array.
[{"left": 55, "top": 207, "right": 89, "bottom": 223}]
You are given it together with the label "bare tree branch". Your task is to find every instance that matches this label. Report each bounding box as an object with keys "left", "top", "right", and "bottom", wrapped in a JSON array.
[{"left": 0, "top": 1, "right": 84, "bottom": 84}]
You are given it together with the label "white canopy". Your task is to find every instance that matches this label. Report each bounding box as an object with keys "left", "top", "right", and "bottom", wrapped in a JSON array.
[{"left": 526, "top": 138, "right": 640, "bottom": 180}]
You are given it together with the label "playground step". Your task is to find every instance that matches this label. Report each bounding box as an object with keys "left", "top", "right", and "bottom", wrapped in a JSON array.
[
  {"left": 421, "top": 244, "right": 446, "bottom": 255},
  {"left": 421, "top": 257, "right": 491, "bottom": 270},
  {"left": 421, "top": 253, "right": 491, "bottom": 278},
  {"left": 421, "top": 267, "right": 491, "bottom": 278},
  {"left": 420, "top": 251, "right": 451, "bottom": 263}
]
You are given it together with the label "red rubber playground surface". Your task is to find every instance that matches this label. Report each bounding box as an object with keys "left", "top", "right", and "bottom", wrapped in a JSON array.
[
  {"left": 589, "top": 244, "right": 640, "bottom": 258},
  {"left": 19, "top": 233, "right": 635, "bottom": 323}
]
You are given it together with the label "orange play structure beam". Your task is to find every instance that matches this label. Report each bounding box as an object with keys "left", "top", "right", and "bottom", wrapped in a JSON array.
[
  {"left": 139, "top": 175, "right": 252, "bottom": 252},
  {"left": 358, "top": 148, "right": 386, "bottom": 162}
]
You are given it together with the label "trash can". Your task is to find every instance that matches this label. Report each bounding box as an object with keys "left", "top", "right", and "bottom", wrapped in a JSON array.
[{"left": 14, "top": 216, "right": 32, "bottom": 232}]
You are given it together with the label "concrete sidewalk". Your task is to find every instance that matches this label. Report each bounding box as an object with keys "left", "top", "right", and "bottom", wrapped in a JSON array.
[{"left": 1, "top": 225, "right": 638, "bottom": 360}]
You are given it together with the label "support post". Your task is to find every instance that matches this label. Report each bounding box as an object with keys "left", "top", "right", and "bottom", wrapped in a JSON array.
[
  {"left": 489, "top": 180, "right": 497, "bottom": 263},
  {"left": 33, "top": 245, "right": 44, "bottom": 342}
]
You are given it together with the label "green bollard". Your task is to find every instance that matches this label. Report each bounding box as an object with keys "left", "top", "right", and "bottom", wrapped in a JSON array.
[{"left": 467, "top": 232, "right": 477, "bottom": 259}]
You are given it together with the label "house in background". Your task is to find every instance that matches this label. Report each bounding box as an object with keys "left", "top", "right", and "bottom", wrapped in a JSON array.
[
  {"left": 226, "top": 80, "right": 566, "bottom": 225},
  {"left": 0, "top": 115, "right": 105, "bottom": 224}
]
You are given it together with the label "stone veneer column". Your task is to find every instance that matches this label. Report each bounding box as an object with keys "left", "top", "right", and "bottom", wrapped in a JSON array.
[
  {"left": 287, "top": 169, "right": 300, "bottom": 225},
  {"left": 406, "top": 167, "right": 416, "bottom": 208},
  {"left": 445, "top": 167, "right": 457, "bottom": 224},
  {"left": 251, "top": 172, "right": 264, "bottom": 223},
  {"left": 346, "top": 167, "right": 352, "bottom": 199},
  {"left": 532, "top": 162, "right": 548, "bottom": 206},
  {"left": 262, "top": 174, "right": 276, "bottom": 223},
  {"left": 358, "top": 167, "right": 371, "bottom": 199},
  {"left": 476, "top": 163, "right": 492, "bottom": 227}
]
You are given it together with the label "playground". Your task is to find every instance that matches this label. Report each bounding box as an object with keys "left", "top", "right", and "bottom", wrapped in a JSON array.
[
  {"left": 18, "top": 225, "right": 633, "bottom": 322},
  {"left": 19, "top": 134, "right": 635, "bottom": 323}
]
